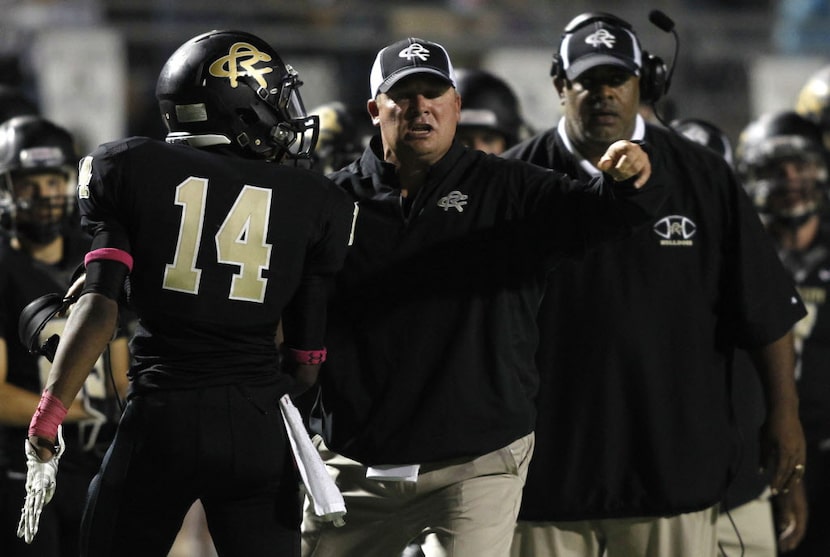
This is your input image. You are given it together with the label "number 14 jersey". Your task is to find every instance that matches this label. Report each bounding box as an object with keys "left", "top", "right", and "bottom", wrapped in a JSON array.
[{"left": 77, "top": 137, "right": 356, "bottom": 391}]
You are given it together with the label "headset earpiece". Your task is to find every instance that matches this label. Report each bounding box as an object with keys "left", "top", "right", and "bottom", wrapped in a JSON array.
[
  {"left": 639, "top": 52, "right": 668, "bottom": 104},
  {"left": 550, "top": 53, "right": 563, "bottom": 80}
]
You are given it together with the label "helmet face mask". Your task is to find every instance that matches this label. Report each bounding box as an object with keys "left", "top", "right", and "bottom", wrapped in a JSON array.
[
  {"left": 157, "top": 31, "right": 319, "bottom": 162},
  {"left": 275, "top": 72, "right": 320, "bottom": 162},
  {"left": 8, "top": 170, "right": 74, "bottom": 243},
  {"left": 746, "top": 151, "right": 827, "bottom": 225},
  {"left": 0, "top": 116, "right": 77, "bottom": 244}
]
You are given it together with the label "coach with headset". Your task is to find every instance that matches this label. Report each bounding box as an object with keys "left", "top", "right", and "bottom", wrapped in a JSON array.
[{"left": 504, "top": 12, "right": 807, "bottom": 557}]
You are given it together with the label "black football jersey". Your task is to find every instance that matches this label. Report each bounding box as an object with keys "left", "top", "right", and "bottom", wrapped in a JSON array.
[
  {"left": 77, "top": 137, "right": 355, "bottom": 391},
  {"left": 0, "top": 227, "right": 126, "bottom": 470}
]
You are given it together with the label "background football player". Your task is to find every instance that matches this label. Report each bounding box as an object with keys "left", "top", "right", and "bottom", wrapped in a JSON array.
[
  {"left": 454, "top": 67, "right": 531, "bottom": 155},
  {"left": 737, "top": 110, "right": 830, "bottom": 555},
  {"left": 0, "top": 114, "right": 130, "bottom": 557},
  {"left": 308, "top": 101, "right": 376, "bottom": 175},
  {"left": 15, "top": 30, "right": 354, "bottom": 557}
]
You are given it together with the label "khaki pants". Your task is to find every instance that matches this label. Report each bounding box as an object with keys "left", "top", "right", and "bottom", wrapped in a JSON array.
[
  {"left": 302, "top": 432, "right": 534, "bottom": 557},
  {"left": 717, "top": 491, "right": 776, "bottom": 557},
  {"left": 511, "top": 505, "right": 719, "bottom": 557}
]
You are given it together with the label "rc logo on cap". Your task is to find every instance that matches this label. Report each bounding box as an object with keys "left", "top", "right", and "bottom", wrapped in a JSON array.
[
  {"left": 586, "top": 29, "right": 616, "bottom": 49},
  {"left": 556, "top": 20, "right": 643, "bottom": 82},
  {"left": 369, "top": 37, "right": 457, "bottom": 97},
  {"left": 399, "top": 43, "right": 431, "bottom": 62}
]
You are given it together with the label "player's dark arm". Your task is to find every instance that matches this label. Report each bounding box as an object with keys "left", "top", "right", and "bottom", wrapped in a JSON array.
[
  {"left": 290, "top": 364, "right": 322, "bottom": 397},
  {"left": 280, "top": 274, "right": 331, "bottom": 397},
  {"left": 29, "top": 293, "right": 118, "bottom": 460},
  {"left": 28, "top": 257, "right": 130, "bottom": 461}
]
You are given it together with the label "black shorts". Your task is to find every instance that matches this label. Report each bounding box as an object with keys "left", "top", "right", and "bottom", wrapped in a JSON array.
[{"left": 80, "top": 382, "right": 300, "bottom": 557}]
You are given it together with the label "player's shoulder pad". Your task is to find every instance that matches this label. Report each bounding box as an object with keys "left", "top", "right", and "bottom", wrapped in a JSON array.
[{"left": 87, "top": 136, "right": 156, "bottom": 159}]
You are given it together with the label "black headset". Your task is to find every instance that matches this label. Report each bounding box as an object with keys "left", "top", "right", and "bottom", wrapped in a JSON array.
[{"left": 550, "top": 12, "right": 669, "bottom": 104}]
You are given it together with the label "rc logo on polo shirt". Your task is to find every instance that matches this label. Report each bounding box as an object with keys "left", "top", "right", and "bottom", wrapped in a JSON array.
[
  {"left": 653, "top": 215, "right": 696, "bottom": 246},
  {"left": 438, "top": 191, "right": 468, "bottom": 212}
]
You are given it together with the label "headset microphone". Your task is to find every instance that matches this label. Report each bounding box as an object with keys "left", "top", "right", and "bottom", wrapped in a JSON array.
[
  {"left": 648, "top": 9, "right": 675, "bottom": 32},
  {"left": 648, "top": 10, "right": 679, "bottom": 95}
]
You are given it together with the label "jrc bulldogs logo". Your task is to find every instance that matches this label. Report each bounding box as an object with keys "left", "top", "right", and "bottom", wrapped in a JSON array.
[{"left": 653, "top": 215, "right": 696, "bottom": 246}]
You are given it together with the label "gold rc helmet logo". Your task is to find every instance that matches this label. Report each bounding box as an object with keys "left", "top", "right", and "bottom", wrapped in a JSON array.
[{"left": 209, "top": 42, "right": 273, "bottom": 89}]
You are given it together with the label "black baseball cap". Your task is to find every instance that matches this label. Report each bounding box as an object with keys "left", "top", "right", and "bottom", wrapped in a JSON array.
[
  {"left": 369, "top": 37, "right": 457, "bottom": 98},
  {"left": 558, "top": 20, "right": 642, "bottom": 80}
]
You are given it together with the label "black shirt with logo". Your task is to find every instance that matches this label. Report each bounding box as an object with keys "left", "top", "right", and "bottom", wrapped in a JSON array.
[
  {"left": 315, "top": 137, "right": 665, "bottom": 466},
  {"left": 504, "top": 123, "right": 806, "bottom": 520}
]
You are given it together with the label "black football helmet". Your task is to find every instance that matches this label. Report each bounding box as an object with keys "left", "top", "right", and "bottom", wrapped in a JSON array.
[
  {"left": 736, "top": 111, "right": 828, "bottom": 227},
  {"left": 18, "top": 292, "right": 71, "bottom": 362},
  {"left": 156, "top": 30, "right": 318, "bottom": 163},
  {"left": 796, "top": 65, "right": 830, "bottom": 150},
  {"left": 308, "top": 102, "right": 375, "bottom": 174},
  {"left": 455, "top": 68, "right": 529, "bottom": 150},
  {"left": 670, "top": 118, "right": 734, "bottom": 167},
  {"left": 0, "top": 115, "right": 77, "bottom": 244}
]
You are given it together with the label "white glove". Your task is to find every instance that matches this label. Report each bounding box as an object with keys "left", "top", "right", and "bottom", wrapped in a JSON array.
[{"left": 16, "top": 426, "right": 65, "bottom": 544}]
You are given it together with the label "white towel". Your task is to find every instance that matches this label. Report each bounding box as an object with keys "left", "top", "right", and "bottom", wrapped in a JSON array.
[{"left": 279, "top": 395, "right": 346, "bottom": 526}]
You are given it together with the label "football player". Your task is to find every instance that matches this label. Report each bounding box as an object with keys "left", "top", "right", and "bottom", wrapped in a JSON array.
[
  {"left": 454, "top": 68, "right": 530, "bottom": 155},
  {"left": 16, "top": 30, "right": 356, "bottom": 557},
  {"left": 0, "top": 115, "right": 130, "bottom": 557},
  {"left": 737, "top": 111, "right": 830, "bottom": 555}
]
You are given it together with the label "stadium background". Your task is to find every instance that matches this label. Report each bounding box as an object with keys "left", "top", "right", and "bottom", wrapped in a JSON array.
[{"left": 0, "top": 0, "right": 827, "bottom": 156}]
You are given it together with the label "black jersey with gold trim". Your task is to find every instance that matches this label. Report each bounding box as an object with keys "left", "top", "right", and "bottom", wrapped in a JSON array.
[{"left": 77, "top": 136, "right": 355, "bottom": 392}]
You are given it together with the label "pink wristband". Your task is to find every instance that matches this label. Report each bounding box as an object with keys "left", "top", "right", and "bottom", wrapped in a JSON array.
[
  {"left": 28, "top": 391, "right": 68, "bottom": 441},
  {"left": 288, "top": 348, "right": 327, "bottom": 365},
  {"left": 85, "top": 247, "right": 134, "bottom": 272}
]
